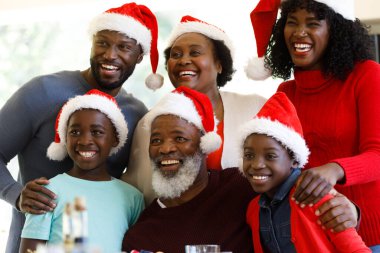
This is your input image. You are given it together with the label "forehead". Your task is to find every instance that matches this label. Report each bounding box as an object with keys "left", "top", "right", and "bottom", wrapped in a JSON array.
[
  {"left": 171, "top": 32, "right": 213, "bottom": 48},
  {"left": 244, "top": 133, "right": 284, "bottom": 149},
  {"left": 94, "top": 30, "right": 138, "bottom": 43},
  {"left": 151, "top": 115, "right": 199, "bottom": 135},
  {"left": 69, "top": 109, "right": 111, "bottom": 125}
]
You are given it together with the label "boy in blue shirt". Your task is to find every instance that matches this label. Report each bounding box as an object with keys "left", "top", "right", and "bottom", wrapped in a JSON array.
[{"left": 19, "top": 89, "right": 144, "bottom": 253}]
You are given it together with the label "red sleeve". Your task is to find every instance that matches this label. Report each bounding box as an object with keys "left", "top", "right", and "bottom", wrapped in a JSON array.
[{"left": 332, "top": 61, "right": 380, "bottom": 186}]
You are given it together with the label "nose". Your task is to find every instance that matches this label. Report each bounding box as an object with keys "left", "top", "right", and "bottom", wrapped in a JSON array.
[
  {"left": 77, "top": 132, "right": 93, "bottom": 145},
  {"left": 103, "top": 46, "right": 118, "bottom": 60},
  {"left": 294, "top": 26, "right": 308, "bottom": 37},
  {"left": 251, "top": 157, "right": 266, "bottom": 170},
  {"left": 177, "top": 54, "right": 191, "bottom": 66},
  {"left": 159, "top": 140, "right": 177, "bottom": 154}
]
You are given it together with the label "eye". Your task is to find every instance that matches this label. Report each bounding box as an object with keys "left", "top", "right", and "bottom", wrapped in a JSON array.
[
  {"left": 95, "top": 40, "right": 108, "bottom": 48},
  {"left": 118, "top": 43, "right": 134, "bottom": 52},
  {"left": 68, "top": 129, "right": 80, "bottom": 136},
  {"left": 150, "top": 138, "right": 161, "bottom": 145},
  {"left": 190, "top": 50, "right": 201, "bottom": 57},
  {"left": 266, "top": 153, "right": 278, "bottom": 160},
  {"left": 92, "top": 130, "right": 104, "bottom": 136},
  {"left": 285, "top": 19, "right": 297, "bottom": 26},
  {"left": 307, "top": 21, "right": 321, "bottom": 28},
  {"left": 176, "top": 136, "right": 188, "bottom": 143},
  {"left": 170, "top": 50, "right": 182, "bottom": 59},
  {"left": 243, "top": 151, "right": 254, "bottom": 160}
]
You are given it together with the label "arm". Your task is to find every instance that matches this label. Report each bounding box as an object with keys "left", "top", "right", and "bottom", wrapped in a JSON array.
[
  {"left": 0, "top": 84, "right": 56, "bottom": 212},
  {"left": 19, "top": 238, "right": 46, "bottom": 253}
]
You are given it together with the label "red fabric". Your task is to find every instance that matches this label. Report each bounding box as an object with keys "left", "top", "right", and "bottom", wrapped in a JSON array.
[
  {"left": 277, "top": 60, "right": 380, "bottom": 246},
  {"left": 247, "top": 188, "right": 370, "bottom": 252},
  {"left": 207, "top": 121, "right": 224, "bottom": 170}
]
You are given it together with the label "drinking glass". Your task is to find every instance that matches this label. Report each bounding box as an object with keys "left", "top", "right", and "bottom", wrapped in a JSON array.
[{"left": 185, "top": 244, "right": 220, "bottom": 253}]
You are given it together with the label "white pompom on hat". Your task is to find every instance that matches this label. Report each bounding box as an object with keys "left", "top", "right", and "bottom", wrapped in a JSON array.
[
  {"left": 88, "top": 2, "right": 163, "bottom": 90},
  {"left": 245, "top": 0, "right": 281, "bottom": 81},
  {"left": 145, "top": 86, "right": 222, "bottom": 154},
  {"left": 238, "top": 92, "right": 309, "bottom": 169},
  {"left": 47, "top": 89, "right": 128, "bottom": 161}
]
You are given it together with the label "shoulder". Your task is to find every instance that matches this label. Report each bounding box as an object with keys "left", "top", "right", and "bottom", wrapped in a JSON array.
[
  {"left": 217, "top": 168, "right": 257, "bottom": 197},
  {"left": 220, "top": 90, "right": 267, "bottom": 106},
  {"left": 115, "top": 89, "right": 148, "bottom": 113},
  {"left": 112, "top": 178, "right": 144, "bottom": 198}
]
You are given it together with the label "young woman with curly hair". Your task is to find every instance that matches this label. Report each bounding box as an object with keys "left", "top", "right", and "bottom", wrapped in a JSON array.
[{"left": 264, "top": 0, "right": 380, "bottom": 250}]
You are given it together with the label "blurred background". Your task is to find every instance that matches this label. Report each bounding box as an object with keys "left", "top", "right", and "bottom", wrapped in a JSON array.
[{"left": 1, "top": 0, "right": 379, "bottom": 251}]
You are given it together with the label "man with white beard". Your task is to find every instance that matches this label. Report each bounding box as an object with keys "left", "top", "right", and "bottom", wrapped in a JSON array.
[{"left": 122, "top": 86, "right": 257, "bottom": 253}]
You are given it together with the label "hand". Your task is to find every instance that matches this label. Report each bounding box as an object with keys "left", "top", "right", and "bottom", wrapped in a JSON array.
[
  {"left": 315, "top": 191, "right": 358, "bottom": 232},
  {"left": 293, "top": 163, "right": 344, "bottom": 206},
  {"left": 18, "top": 177, "right": 57, "bottom": 214}
]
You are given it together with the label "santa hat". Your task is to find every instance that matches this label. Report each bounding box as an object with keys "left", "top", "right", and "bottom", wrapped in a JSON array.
[
  {"left": 144, "top": 86, "right": 221, "bottom": 154},
  {"left": 245, "top": 0, "right": 355, "bottom": 80},
  {"left": 245, "top": 0, "right": 281, "bottom": 80},
  {"left": 47, "top": 89, "right": 128, "bottom": 161},
  {"left": 238, "top": 92, "right": 309, "bottom": 168},
  {"left": 88, "top": 2, "right": 164, "bottom": 90},
  {"left": 167, "top": 15, "right": 234, "bottom": 60}
]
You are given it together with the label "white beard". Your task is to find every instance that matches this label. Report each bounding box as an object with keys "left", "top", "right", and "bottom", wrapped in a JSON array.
[{"left": 151, "top": 152, "right": 203, "bottom": 199}]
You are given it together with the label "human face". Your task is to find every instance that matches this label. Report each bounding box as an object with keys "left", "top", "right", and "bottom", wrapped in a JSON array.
[
  {"left": 149, "top": 115, "right": 202, "bottom": 178},
  {"left": 284, "top": 8, "right": 330, "bottom": 70},
  {"left": 242, "top": 134, "right": 297, "bottom": 199},
  {"left": 66, "top": 109, "right": 118, "bottom": 180},
  {"left": 90, "top": 30, "right": 143, "bottom": 91},
  {"left": 167, "top": 33, "right": 222, "bottom": 94}
]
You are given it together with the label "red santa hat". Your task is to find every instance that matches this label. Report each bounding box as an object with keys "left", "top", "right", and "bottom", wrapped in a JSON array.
[
  {"left": 88, "top": 2, "right": 164, "bottom": 90},
  {"left": 145, "top": 86, "right": 222, "bottom": 154},
  {"left": 238, "top": 92, "right": 309, "bottom": 168},
  {"left": 167, "top": 15, "right": 234, "bottom": 59},
  {"left": 245, "top": 0, "right": 355, "bottom": 81},
  {"left": 47, "top": 89, "right": 128, "bottom": 161}
]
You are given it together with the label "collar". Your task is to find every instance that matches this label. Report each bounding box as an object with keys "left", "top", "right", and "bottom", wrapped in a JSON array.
[{"left": 259, "top": 168, "right": 301, "bottom": 207}]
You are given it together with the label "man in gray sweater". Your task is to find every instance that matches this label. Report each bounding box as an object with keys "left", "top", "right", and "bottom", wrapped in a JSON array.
[{"left": 0, "top": 3, "right": 162, "bottom": 253}]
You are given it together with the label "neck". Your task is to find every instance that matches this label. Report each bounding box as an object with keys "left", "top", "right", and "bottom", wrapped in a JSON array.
[
  {"left": 161, "top": 160, "right": 209, "bottom": 207},
  {"left": 67, "top": 167, "right": 112, "bottom": 181},
  {"left": 204, "top": 88, "right": 224, "bottom": 122}
]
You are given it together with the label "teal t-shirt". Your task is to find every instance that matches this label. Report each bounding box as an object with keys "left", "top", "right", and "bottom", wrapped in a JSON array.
[{"left": 21, "top": 173, "right": 144, "bottom": 252}]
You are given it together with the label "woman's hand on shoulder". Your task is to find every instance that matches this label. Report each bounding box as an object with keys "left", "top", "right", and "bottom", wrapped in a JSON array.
[{"left": 292, "top": 163, "right": 345, "bottom": 206}]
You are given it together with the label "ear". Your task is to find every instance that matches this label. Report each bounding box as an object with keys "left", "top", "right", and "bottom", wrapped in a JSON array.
[
  {"left": 291, "top": 159, "right": 299, "bottom": 168},
  {"left": 137, "top": 53, "right": 144, "bottom": 64},
  {"left": 216, "top": 60, "right": 222, "bottom": 74}
]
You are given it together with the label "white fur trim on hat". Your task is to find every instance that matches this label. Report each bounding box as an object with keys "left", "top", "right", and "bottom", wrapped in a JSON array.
[
  {"left": 47, "top": 94, "right": 128, "bottom": 161},
  {"left": 315, "top": 0, "right": 355, "bottom": 21},
  {"left": 144, "top": 92, "right": 220, "bottom": 154},
  {"left": 238, "top": 117, "right": 309, "bottom": 168},
  {"left": 245, "top": 57, "right": 272, "bottom": 80},
  {"left": 88, "top": 12, "right": 151, "bottom": 55},
  {"left": 167, "top": 21, "right": 235, "bottom": 59}
]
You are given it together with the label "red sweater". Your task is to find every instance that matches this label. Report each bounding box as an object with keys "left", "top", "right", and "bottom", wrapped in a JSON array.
[
  {"left": 248, "top": 189, "right": 370, "bottom": 252},
  {"left": 277, "top": 60, "right": 380, "bottom": 246}
]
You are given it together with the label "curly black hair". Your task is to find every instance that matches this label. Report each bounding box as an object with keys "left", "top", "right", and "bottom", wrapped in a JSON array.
[
  {"left": 266, "top": 0, "right": 374, "bottom": 81},
  {"left": 164, "top": 37, "right": 235, "bottom": 88}
]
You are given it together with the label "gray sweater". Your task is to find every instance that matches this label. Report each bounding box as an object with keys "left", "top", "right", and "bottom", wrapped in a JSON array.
[{"left": 0, "top": 70, "right": 147, "bottom": 253}]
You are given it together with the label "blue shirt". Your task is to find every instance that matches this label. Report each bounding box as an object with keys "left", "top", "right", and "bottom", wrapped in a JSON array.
[{"left": 258, "top": 168, "right": 301, "bottom": 253}]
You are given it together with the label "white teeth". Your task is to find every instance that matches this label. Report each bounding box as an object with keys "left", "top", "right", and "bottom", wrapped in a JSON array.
[
  {"left": 252, "top": 175, "right": 269, "bottom": 180},
  {"left": 294, "top": 43, "right": 311, "bottom": 52},
  {"left": 79, "top": 151, "right": 96, "bottom": 158},
  {"left": 102, "top": 64, "right": 118, "bottom": 70},
  {"left": 179, "top": 71, "right": 196, "bottom": 77},
  {"left": 161, "top": 160, "right": 179, "bottom": 165}
]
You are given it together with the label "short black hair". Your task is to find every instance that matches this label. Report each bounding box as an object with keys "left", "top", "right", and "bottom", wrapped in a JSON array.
[
  {"left": 266, "top": 0, "right": 374, "bottom": 81},
  {"left": 164, "top": 36, "right": 235, "bottom": 87}
]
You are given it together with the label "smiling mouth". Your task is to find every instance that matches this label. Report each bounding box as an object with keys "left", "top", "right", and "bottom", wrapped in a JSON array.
[
  {"left": 179, "top": 71, "right": 196, "bottom": 77},
  {"left": 78, "top": 151, "right": 96, "bottom": 158},
  {"left": 250, "top": 175, "right": 270, "bottom": 181},
  {"left": 101, "top": 64, "right": 120, "bottom": 73},
  {"left": 294, "top": 43, "right": 312, "bottom": 53},
  {"left": 160, "top": 160, "right": 180, "bottom": 166}
]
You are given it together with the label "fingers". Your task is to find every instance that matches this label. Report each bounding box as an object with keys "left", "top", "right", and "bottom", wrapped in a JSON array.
[
  {"left": 19, "top": 179, "right": 57, "bottom": 214},
  {"left": 293, "top": 170, "right": 332, "bottom": 206},
  {"left": 316, "top": 195, "right": 357, "bottom": 232}
]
